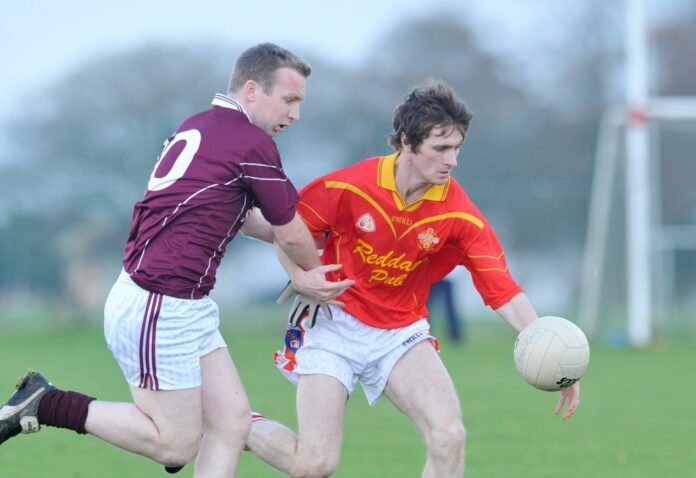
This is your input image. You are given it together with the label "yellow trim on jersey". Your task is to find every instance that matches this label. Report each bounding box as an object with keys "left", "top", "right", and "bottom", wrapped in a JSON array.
[
  {"left": 378, "top": 153, "right": 450, "bottom": 209},
  {"left": 334, "top": 233, "right": 343, "bottom": 266},
  {"left": 468, "top": 251, "right": 507, "bottom": 272},
  {"left": 403, "top": 200, "right": 423, "bottom": 212},
  {"left": 325, "top": 181, "right": 483, "bottom": 241},
  {"left": 390, "top": 190, "right": 426, "bottom": 212},
  {"left": 378, "top": 153, "right": 399, "bottom": 191},
  {"left": 298, "top": 200, "right": 330, "bottom": 231},
  {"left": 468, "top": 251, "right": 505, "bottom": 260},
  {"left": 325, "top": 181, "right": 398, "bottom": 238},
  {"left": 421, "top": 180, "right": 449, "bottom": 202},
  {"left": 391, "top": 190, "right": 407, "bottom": 210},
  {"left": 399, "top": 212, "right": 484, "bottom": 240}
]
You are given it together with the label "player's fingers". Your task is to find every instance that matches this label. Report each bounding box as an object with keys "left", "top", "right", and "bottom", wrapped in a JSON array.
[
  {"left": 317, "top": 263, "right": 344, "bottom": 273},
  {"left": 289, "top": 308, "right": 299, "bottom": 327},
  {"left": 563, "top": 395, "right": 580, "bottom": 420},
  {"left": 289, "top": 301, "right": 308, "bottom": 326},
  {"left": 323, "top": 279, "right": 355, "bottom": 299},
  {"left": 288, "top": 311, "right": 298, "bottom": 327},
  {"left": 296, "top": 304, "right": 311, "bottom": 327},
  {"left": 276, "top": 280, "right": 295, "bottom": 304},
  {"left": 320, "top": 303, "right": 333, "bottom": 320},
  {"left": 554, "top": 394, "right": 567, "bottom": 415},
  {"left": 309, "top": 305, "right": 321, "bottom": 328},
  {"left": 331, "top": 278, "right": 355, "bottom": 294},
  {"left": 318, "top": 287, "right": 345, "bottom": 301},
  {"left": 288, "top": 298, "right": 303, "bottom": 324}
]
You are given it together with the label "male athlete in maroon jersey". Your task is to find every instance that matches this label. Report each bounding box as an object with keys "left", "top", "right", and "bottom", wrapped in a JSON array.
[
  {"left": 123, "top": 93, "right": 300, "bottom": 299},
  {"left": 0, "top": 43, "right": 351, "bottom": 478}
]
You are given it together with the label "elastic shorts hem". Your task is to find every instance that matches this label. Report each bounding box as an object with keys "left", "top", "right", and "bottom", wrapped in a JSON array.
[{"left": 274, "top": 307, "right": 436, "bottom": 406}]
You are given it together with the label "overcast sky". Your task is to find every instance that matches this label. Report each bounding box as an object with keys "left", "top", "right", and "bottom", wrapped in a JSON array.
[
  {"left": 0, "top": 0, "right": 476, "bottom": 118},
  {"left": 1, "top": 0, "right": 609, "bottom": 116},
  {"left": 0, "top": 0, "right": 685, "bottom": 123}
]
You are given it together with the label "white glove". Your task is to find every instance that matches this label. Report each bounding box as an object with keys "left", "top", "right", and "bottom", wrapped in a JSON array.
[{"left": 276, "top": 281, "right": 333, "bottom": 328}]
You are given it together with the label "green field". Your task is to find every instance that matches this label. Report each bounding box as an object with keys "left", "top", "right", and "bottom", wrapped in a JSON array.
[{"left": 1, "top": 311, "right": 695, "bottom": 477}]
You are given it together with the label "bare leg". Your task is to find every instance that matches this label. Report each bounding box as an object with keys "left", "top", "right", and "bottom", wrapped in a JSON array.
[
  {"left": 85, "top": 387, "right": 203, "bottom": 466},
  {"left": 247, "top": 374, "right": 347, "bottom": 477},
  {"left": 384, "top": 341, "right": 466, "bottom": 478},
  {"left": 194, "top": 348, "right": 251, "bottom": 477},
  {"left": 85, "top": 348, "right": 251, "bottom": 477}
]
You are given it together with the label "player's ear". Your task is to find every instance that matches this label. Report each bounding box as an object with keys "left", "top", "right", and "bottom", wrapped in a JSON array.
[
  {"left": 243, "top": 80, "right": 259, "bottom": 102},
  {"left": 400, "top": 132, "right": 412, "bottom": 152}
]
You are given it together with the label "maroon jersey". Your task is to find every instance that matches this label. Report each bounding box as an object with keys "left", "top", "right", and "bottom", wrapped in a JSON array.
[{"left": 123, "top": 94, "right": 299, "bottom": 299}]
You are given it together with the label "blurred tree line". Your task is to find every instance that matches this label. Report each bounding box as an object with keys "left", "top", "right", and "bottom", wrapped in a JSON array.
[{"left": 0, "top": 3, "right": 694, "bottom": 312}]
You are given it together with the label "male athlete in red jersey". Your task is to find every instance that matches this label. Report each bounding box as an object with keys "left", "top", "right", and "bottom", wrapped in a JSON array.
[
  {"left": 0, "top": 43, "right": 350, "bottom": 477},
  {"left": 245, "top": 81, "right": 581, "bottom": 477}
]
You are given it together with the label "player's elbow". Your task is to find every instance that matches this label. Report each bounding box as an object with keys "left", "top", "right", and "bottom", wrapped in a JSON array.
[
  {"left": 274, "top": 231, "right": 304, "bottom": 251},
  {"left": 273, "top": 223, "right": 311, "bottom": 253},
  {"left": 241, "top": 225, "right": 274, "bottom": 243}
]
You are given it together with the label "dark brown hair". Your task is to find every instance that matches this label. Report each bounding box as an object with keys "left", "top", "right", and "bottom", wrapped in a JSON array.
[{"left": 388, "top": 80, "right": 473, "bottom": 152}]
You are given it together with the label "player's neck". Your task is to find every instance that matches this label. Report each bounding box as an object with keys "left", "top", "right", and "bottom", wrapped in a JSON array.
[
  {"left": 394, "top": 155, "right": 429, "bottom": 204},
  {"left": 227, "top": 92, "right": 250, "bottom": 113}
]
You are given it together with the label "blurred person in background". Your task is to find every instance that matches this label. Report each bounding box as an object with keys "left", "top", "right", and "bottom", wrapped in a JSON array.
[
  {"left": 0, "top": 43, "right": 350, "bottom": 478},
  {"left": 428, "top": 278, "right": 465, "bottom": 342},
  {"left": 244, "top": 80, "right": 580, "bottom": 477}
]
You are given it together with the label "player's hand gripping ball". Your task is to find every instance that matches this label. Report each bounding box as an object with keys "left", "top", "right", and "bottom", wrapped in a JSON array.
[{"left": 514, "top": 316, "right": 590, "bottom": 391}]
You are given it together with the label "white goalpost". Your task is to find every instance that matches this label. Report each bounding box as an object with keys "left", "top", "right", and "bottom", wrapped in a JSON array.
[{"left": 579, "top": 0, "right": 696, "bottom": 347}]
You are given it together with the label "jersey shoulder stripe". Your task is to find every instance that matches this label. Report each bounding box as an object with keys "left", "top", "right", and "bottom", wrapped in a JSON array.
[{"left": 324, "top": 180, "right": 398, "bottom": 238}]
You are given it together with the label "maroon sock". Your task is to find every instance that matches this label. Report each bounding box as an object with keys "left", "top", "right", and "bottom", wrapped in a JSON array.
[{"left": 37, "top": 390, "right": 96, "bottom": 434}]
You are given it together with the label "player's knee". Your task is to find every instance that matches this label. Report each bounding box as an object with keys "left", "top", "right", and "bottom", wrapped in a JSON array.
[
  {"left": 154, "top": 431, "right": 202, "bottom": 466},
  {"left": 235, "top": 411, "right": 252, "bottom": 439},
  {"left": 206, "top": 403, "right": 252, "bottom": 445},
  {"left": 291, "top": 453, "right": 339, "bottom": 478},
  {"left": 428, "top": 422, "right": 466, "bottom": 456},
  {"left": 225, "top": 411, "right": 252, "bottom": 446}
]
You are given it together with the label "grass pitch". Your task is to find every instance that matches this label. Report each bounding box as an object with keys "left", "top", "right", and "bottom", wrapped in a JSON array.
[{"left": 0, "top": 310, "right": 694, "bottom": 477}]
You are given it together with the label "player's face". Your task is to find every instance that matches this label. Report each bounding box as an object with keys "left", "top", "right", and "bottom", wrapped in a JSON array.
[
  {"left": 248, "top": 67, "right": 306, "bottom": 137},
  {"left": 408, "top": 127, "right": 464, "bottom": 185}
]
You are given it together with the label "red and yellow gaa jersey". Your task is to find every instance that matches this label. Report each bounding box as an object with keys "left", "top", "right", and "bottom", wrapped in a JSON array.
[{"left": 297, "top": 153, "right": 523, "bottom": 329}]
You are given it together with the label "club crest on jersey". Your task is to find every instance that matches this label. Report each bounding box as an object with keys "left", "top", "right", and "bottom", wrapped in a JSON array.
[
  {"left": 356, "top": 213, "right": 376, "bottom": 233},
  {"left": 417, "top": 227, "right": 440, "bottom": 251}
]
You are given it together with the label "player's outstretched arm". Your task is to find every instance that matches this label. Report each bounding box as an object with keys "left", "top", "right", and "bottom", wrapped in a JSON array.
[
  {"left": 242, "top": 208, "right": 327, "bottom": 249},
  {"left": 494, "top": 292, "right": 538, "bottom": 332},
  {"left": 496, "top": 293, "right": 582, "bottom": 419}
]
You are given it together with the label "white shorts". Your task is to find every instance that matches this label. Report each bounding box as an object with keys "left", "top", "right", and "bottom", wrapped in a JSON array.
[
  {"left": 274, "top": 306, "right": 436, "bottom": 406},
  {"left": 104, "top": 270, "right": 227, "bottom": 390}
]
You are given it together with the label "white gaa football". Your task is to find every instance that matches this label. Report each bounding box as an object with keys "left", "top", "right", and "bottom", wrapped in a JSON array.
[{"left": 513, "top": 316, "right": 590, "bottom": 391}]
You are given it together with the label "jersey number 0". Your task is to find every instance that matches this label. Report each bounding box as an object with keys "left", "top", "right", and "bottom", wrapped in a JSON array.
[{"left": 148, "top": 129, "right": 202, "bottom": 191}]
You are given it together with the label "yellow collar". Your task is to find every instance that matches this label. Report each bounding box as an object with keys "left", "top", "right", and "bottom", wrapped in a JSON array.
[{"left": 378, "top": 152, "right": 450, "bottom": 202}]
